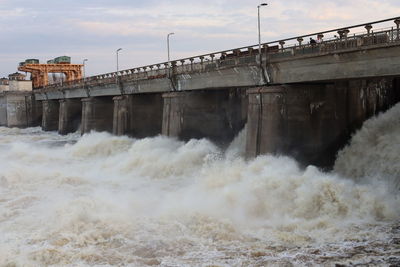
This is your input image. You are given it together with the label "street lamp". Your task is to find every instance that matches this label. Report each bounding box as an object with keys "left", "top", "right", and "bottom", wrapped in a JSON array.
[
  {"left": 116, "top": 48, "right": 122, "bottom": 74},
  {"left": 258, "top": 3, "right": 268, "bottom": 65},
  {"left": 167, "top": 32, "right": 174, "bottom": 78},
  {"left": 82, "top": 59, "right": 88, "bottom": 79}
]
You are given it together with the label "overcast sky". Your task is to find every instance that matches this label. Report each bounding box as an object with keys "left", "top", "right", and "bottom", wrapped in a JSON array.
[{"left": 1, "top": 0, "right": 399, "bottom": 78}]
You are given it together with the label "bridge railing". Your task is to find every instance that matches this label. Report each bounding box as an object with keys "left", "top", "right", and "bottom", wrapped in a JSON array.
[
  {"left": 39, "top": 17, "right": 400, "bottom": 91},
  {"left": 268, "top": 26, "right": 397, "bottom": 60}
]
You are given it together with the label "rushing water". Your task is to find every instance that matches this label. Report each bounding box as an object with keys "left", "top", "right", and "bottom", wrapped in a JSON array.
[{"left": 0, "top": 104, "right": 400, "bottom": 267}]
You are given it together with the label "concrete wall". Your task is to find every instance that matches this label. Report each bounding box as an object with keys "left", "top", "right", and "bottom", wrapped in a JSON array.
[
  {"left": 246, "top": 77, "right": 400, "bottom": 168},
  {"left": 0, "top": 92, "right": 40, "bottom": 128},
  {"left": 25, "top": 95, "right": 42, "bottom": 127},
  {"left": 0, "top": 85, "right": 9, "bottom": 92},
  {"left": 113, "top": 93, "right": 163, "bottom": 138},
  {"left": 42, "top": 100, "right": 60, "bottom": 131},
  {"left": 0, "top": 93, "right": 8, "bottom": 126},
  {"left": 162, "top": 89, "right": 247, "bottom": 146},
  {"left": 6, "top": 93, "right": 29, "bottom": 127},
  {"left": 268, "top": 44, "right": 400, "bottom": 84},
  {"left": 59, "top": 99, "right": 82, "bottom": 135},
  {"left": 8, "top": 80, "right": 32, "bottom": 91},
  {"left": 81, "top": 97, "right": 114, "bottom": 134}
]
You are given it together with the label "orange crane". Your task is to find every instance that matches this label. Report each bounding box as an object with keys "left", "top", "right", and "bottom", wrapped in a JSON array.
[{"left": 18, "top": 57, "right": 83, "bottom": 88}]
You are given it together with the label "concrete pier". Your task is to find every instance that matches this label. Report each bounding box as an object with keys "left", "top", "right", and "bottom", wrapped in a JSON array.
[
  {"left": 0, "top": 92, "right": 32, "bottom": 128},
  {"left": 246, "top": 78, "right": 400, "bottom": 167},
  {"left": 7, "top": 93, "right": 28, "bottom": 127},
  {"left": 81, "top": 97, "right": 114, "bottom": 134},
  {"left": 25, "top": 95, "right": 42, "bottom": 127},
  {"left": 113, "top": 93, "right": 163, "bottom": 137},
  {"left": 42, "top": 100, "right": 60, "bottom": 131},
  {"left": 162, "top": 89, "right": 247, "bottom": 145},
  {"left": 58, "top": 99, "right": 82, "bottom": 135},
  {"left": 0, "top": 93, "right": 8, "bottom": 126}
]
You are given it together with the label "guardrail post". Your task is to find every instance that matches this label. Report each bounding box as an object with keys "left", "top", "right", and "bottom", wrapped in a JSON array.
[
  {"left": 365, "top": 24, "right": 372, "bottom": 36},
  {"left": 297, "top": 37, "right": 303, "bottom": 47},
  {"left": 163, "top": 63, "right": 169, "bottom": 76},
  {"left": 189, "top": 58, "right": 194, "bottom": 71},
  {"left": 279, "top": 41, "right": 285, "bottom": 50},
  {"left": 395, "top": 19, "right": 400, "bottom": 40},
  {"left": 180, "top": 60, "right": 185, "bottom": 72},
  {"left": 210, "top": 54, "right": 215, "bottom": 62},
  {"left": 199, "top": 57, "right": 204, "bottom": 71},
  {"left": 199, "top": 56, "right": 204, "bottom": 64},
  {"left": 343, "top": 29, "right": 350, "bottom": 48},
  {"left": 337, "top": 30, "right": 344, "bottom": 39}
]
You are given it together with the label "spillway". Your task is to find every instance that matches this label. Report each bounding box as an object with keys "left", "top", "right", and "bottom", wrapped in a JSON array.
[{"left": 0, "top": 104, "right": 399, "bottom": 266}]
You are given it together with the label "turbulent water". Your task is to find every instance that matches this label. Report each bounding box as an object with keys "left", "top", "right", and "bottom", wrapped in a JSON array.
[{"left": 0, "top": 105, "right": 400, "bottom": 267}]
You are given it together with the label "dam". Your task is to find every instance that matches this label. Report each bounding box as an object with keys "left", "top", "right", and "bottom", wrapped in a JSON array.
[
  {"left": 1, "top": 14, "right": 400, "bottom": 266},
  {"left": 1, "top": 17, "right": 400, "bottom": 167}
]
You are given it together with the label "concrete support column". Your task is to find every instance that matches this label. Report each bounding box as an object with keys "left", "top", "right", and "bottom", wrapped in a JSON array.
[
  {"left": 246, "top": 84, "right": 349, "bottom": 168},
  {"left": 392, "top": 78, "right": 400, "bottom": 105},
  {"left": 6, "top": 93, "right": 29, "bottom": 128},
  {"left": 42, "top": 100, "right": 60, "bottom": 131},
  {"left": 246, "top": 78, "right": 399, "bottom": 168},
  {"left": 162, "top": 89, "right": 247, "bottom": 145},
  {"left": 246, "top": 87, "right": 286, "bottom": 157},
  {"left": 81, "top": 97, "right": 114, "bottom": 134},
  {"left": 113, "top": 93, "right": 163, "bottom": 137},
  {"left": 6, "top": 94, "right": 28, "bottom": 128},
  {"left": 25, "top": 95, "right": 42, "bottom": 127},
  {"left": 58, "top": 99, "right": 82, "bottom": 135},
  {"left": 0, "top": 93, "right": 7, "bottom": 126},
  {"left": 0, "top": 92, "right": 40, "bottom": 128},
  {"left": 113, "top": 96, "right": 129, "bottom": 136}
]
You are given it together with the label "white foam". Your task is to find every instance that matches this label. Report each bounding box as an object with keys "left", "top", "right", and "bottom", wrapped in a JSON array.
[
  {"left": 0, "top": 105, "right": 399, "bottom": 265},
  {"left": 335, "top": 102, "right": 400, "bottom": 190}
]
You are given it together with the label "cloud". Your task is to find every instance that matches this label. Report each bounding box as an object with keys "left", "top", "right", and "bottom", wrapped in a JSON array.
[
  {"left": 0, "top": 7, "right": 26, "bottom": 18},
  {"left": 0, "top": 0, "right": 400, "bottom": 77}
]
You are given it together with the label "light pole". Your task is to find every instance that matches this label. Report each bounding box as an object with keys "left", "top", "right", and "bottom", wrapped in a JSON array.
[
  {"left": 116, "top": 48, "right": 122, "bottom": 84},
  {"left": 258, "top": 3, "right": 268, "bottom": 65},
  {"left": 116, "top": 48, "right": 122, "bottom": 74},
  {"left": 167, "top": 32, "right": 174, "bottom": 78},
  {"left": 82, "top": 59, "right": 88, "bottom": 80}
]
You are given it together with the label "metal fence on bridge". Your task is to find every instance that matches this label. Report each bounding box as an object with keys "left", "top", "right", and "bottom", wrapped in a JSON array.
[{"left": 40, "top": 17, "right": 400, "bottom": 92}]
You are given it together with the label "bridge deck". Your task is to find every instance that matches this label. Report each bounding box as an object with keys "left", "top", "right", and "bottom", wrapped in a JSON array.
[{"left": 34, "top": 17, "right": 400, "bottom": 100}]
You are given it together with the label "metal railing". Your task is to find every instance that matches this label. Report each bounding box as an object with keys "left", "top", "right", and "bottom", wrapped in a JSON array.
[{"left": 39, "top": 16, "right": 400, "bottom": 91}]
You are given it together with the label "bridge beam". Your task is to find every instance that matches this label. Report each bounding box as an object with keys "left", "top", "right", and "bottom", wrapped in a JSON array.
[
  {"left": 162, "top": 89, "right": 247, "bottom": 145},
  {"left": 42, "top": 100, "right": 60, "bottom": 131},
  {"left": 81, "top": 97, "right": 114, "bottom": 134},
  {"left": 246, "top": 77, "right": 400, "bottom": 168},
  {"left": 58, "top": 99, "right": 82, "bottom": 135},
  {"left": 113, "top": 93, "right": 163, "bottom": 137}
]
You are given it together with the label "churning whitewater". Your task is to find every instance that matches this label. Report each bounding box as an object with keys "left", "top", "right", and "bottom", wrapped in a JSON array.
[{"left": 0, "top": 105, "right": 400, "bottom": 266}]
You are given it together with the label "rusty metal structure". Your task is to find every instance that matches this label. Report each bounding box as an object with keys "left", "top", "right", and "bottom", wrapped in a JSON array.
[{"left": 18, "top": 62, "right": 83, "bottom": 89}]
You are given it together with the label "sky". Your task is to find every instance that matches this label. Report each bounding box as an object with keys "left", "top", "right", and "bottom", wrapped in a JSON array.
[{"left": 1, "top": 0, "right": 400, "bottom": 78}]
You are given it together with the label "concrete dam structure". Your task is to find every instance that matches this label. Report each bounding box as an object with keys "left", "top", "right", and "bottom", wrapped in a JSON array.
[{"left": 2, "top": 17, "right": 400, "bottom": 168}]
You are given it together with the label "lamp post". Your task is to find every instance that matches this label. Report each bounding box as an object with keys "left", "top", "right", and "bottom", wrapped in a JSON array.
[
  {"left": 116, "top": 48, "right": 122, "bottom": 74},
  {"left": 257, "top": 3, "right": 268, "bottom": 65},
  {"left": 395, "top": 19, "right": 400, "bottom": 40},
  {"left": 82, "top": 59, "right": 88, "bottom": 80},
  {"left": 116, "top": 48, "right": 122, "bottom": 84},
  {"left": 167, "top": 32, "right": 174, "bottom": 78}
]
